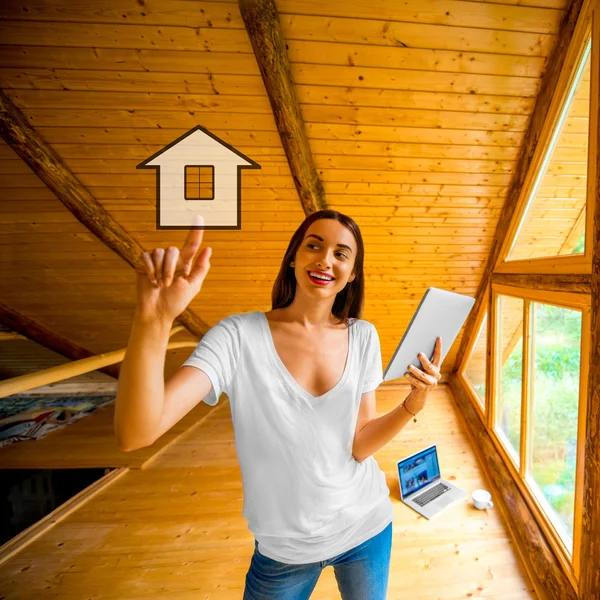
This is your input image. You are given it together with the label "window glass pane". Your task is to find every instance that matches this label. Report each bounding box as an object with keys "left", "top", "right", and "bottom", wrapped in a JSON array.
[
  {"left": 528, "top": 303, "right": 581, "bottom": 555},
  {"left": 507, "top": 41, "right": 590, "bottom": 261},
  {"left": 496, "top": 295, "right": 524, "bottom": 467},
  {"left": 200, "top": 166, "right": 214, "bottom": 183},
  {"left": 185, "top": 180, "right": 199, "bottom": 199},
  {"left": 199, "top": 166, "right": 214, "bottom": 199},
  {"left": 185, "top": 166, "right": 200, "bottom": 200},
  {"left": 186, "top": 168, "right": 200, "bottom": 183},
  {"left": 464, "top": 312, "right": 487, "bottom": 408}
]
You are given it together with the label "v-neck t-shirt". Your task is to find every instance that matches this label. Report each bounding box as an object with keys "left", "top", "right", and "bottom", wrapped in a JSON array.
[{"left": 182, "top": 310, "right": 394, "bottom": 564}]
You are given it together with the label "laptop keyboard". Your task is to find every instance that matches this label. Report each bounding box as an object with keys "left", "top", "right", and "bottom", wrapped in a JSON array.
[{"left": 412, "top": 482, "right": 450, "bottom": 506}]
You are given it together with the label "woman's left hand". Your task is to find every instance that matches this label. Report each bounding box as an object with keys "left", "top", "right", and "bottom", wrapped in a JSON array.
[{"left": 404, "top": 337, "right": 443, "bottom": 397}]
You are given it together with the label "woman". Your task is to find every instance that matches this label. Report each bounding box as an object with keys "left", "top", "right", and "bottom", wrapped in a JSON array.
[{"left": 115, "top": 209, "right": 441, "bottom": 599}]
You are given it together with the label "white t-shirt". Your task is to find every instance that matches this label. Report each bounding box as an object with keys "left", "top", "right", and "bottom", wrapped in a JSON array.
[{"left": 182, "top": 310, "right": 394, "bottom": 564}]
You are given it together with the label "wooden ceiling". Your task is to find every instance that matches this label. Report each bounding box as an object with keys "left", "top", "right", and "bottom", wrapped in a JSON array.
[{"left": 0, "top": 0, "right": 575, "bottom": 380}]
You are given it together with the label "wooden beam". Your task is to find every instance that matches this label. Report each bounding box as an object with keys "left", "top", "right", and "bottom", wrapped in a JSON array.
[
  {"left": 238, "top": 0, "right": 326, "bottom": 215},
  {"left": 448, "top": 373, "right": 576, "bottom": 600},
  {"left": 491, "top": 272, "right": 591, "bottom": 294},
  {"left": 0, "top": 90, "right": 209, "bottom": 339},
  {"left": 453, "top": 0, "right": 586, "bottom": 371},
  {"left": 0, "top": 339, "right": 197, "bottom": 398},
  {"left": 0, "top": 302, "right": 120, "bottom": 380},
  {"left": 579, "top": 3, "right": 600, "bottom": 597}
]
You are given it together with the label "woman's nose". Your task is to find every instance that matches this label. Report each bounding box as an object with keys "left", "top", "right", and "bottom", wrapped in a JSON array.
[{"left": 317, "top": 251, "right": 334, "bottom": 265}]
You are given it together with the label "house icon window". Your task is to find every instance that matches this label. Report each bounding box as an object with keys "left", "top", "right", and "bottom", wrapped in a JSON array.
[
  {"left": 185, "top": 165, "right": 215, "bottom": 201},
  {"left": 137, "top": 125, "right": 261, "bottom": 230}
]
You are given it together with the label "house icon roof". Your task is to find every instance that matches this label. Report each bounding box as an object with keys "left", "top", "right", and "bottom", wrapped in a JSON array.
[{"left": 137, "top": 125, "right": 261, "bottom": 230}]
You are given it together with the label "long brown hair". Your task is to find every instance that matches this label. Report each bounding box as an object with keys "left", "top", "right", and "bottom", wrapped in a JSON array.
[{"left": 270, "top": 210, "right": 365, "bottom": 327}]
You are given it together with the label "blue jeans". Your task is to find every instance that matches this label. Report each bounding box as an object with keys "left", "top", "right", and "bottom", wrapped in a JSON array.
[{"left": 243, "top": 522, "right": 392, "bottom": 599}]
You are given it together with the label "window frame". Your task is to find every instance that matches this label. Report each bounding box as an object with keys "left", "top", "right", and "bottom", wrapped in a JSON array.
[
  {"left": 459, "top": 282, "right": 590, "bottom": 585},
  {"left": 457, "top": 283, "right": 489, "bottom": 422},
  {"left": 184, "top": 164, "right": 215, "bottom": 201},
  {"left": 456, "top": 2, "right": 598, "bottom": 588},
  {"left": 494, "top": 6, "right": 596, "bottom": 276}
]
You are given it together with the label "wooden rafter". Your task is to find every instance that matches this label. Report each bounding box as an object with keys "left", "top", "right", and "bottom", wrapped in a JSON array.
[
  {"left": 239, "top": 0, "right": 326, "bottom": 215},
  {"left": 0, "top": 302, "right": 120, "bottom": 380},
  {"left": 491, "top": 272, "right": 591, "bottom": 294},
  {"left": 0, "top": 90, "right": 209, "bottom": 339},
  {"left": 454, "top": 0, "right": 587, "bottom": 371}
]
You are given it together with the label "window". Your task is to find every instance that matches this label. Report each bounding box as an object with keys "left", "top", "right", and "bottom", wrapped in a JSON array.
[
  {"left": 464, "top": 312, "right": 487, "bottom": 410},
  {"left": 458, "top": 6, "right": 596, "bottom": 583},
  {"left": 185, "top": 165, "right": 214, "bottom": 200},
  {"left": 507, "top": 39, "right": 591, "bottom": 262},
  {"left": 527, "top": 302, "right": 582, "bottom": 555},
  {"left": 495, "top": 295, "right": 524, "bottom": 468},
  {"left": 490, "top": 287, "right": 587, "bottom": 558}
]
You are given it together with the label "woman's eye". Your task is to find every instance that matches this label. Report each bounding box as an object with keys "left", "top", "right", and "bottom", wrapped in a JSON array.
[{"left": 307, "top": 244, "right": 347, "bottom": 259}]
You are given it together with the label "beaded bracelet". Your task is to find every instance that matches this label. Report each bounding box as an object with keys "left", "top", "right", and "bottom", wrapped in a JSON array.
[{"left": 402, "top": 400, "right": 418, "bottom": 423}]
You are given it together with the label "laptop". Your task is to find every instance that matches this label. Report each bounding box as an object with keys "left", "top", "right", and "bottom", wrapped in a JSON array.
[
  {"left": 383, "top": 287, "right": 475, "bottom": 383},
  {"left": 397, "top": 444, "right": 467, "bottom": 519}
]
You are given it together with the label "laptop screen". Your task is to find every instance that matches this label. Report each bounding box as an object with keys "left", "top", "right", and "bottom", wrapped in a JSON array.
[{"left": 397, "top": 445, "right": 441, "bottom": 499}]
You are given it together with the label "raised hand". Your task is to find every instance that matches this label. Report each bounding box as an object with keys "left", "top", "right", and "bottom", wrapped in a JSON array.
[{"left": 134, "top": 215, "right": 211, "bottom": 323}]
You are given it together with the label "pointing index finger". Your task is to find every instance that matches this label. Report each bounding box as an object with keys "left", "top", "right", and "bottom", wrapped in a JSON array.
[{"left": 180, "top": 214, "right": 204, "bottom": 273}]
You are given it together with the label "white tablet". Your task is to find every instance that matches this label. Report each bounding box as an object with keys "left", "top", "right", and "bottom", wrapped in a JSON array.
[{"left": 383, "top": 287, "right": 476, "bottom": 382}]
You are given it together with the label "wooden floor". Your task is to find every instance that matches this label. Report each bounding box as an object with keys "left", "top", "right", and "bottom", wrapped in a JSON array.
[{"left": 0, "top": 383, "right": 538, "bottom": 599}]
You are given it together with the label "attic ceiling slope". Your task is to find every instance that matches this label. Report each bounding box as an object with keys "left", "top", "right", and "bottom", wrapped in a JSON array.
[
  {"left": 0, "top": 90, "right": 210, "bottom": 343},
  {"left": 0, "top": 301, "right": 119, "bottom": 380},
  {"left": 0, "top": 0, "right": 572, "bottom": 376}
]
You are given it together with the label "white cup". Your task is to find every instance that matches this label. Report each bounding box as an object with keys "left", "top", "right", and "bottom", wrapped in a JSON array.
[{"left": 472, "top": 489, "right": 494, "bottom": 510}]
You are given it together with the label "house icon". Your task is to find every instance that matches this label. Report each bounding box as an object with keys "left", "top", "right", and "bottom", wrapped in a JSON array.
[{"left": 137, "top": 125, "right": 261, "bottom": 230}]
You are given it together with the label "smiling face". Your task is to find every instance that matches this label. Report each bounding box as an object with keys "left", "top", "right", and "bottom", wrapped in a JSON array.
[{"left": 290, "top": 219, "right": 357, "bottom": 295}]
